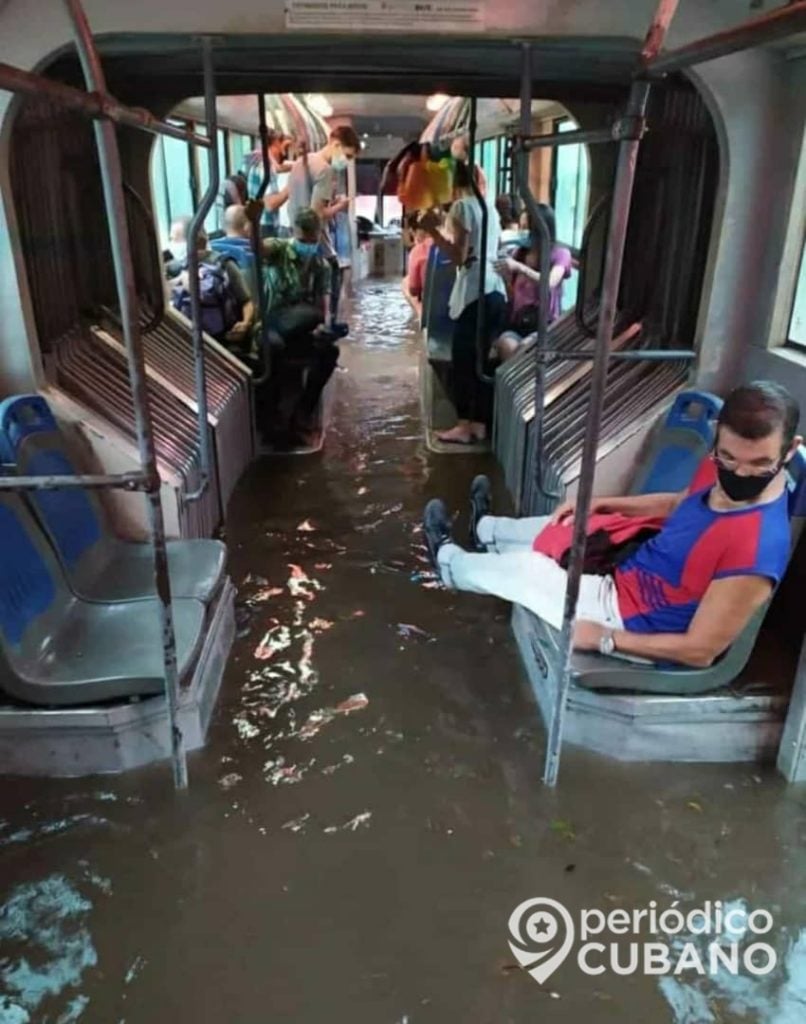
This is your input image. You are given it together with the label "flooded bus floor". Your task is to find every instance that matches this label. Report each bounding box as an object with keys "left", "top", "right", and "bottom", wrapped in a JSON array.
[{"left": 1, "top": 282, "right": 806, "bottom": 1023}]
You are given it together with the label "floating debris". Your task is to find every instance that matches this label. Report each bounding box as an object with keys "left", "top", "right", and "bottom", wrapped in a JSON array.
[
  {"left": 287, "top": 564, "right": 325, "bottom": 601},
  {"left": 296, "top": 519, "right": 316, "bottom": 532},
  {"left": 282, "top": 813, "right": 311, "bottom": 834},
  {"left": 124, "top": 956, "right": 147, "bottom": 985},
  {"left": 357, "top": 487, "right": 368, "bottom": 496},
  {"left": 297, "top": 693, "right": 369, "bottom": 740},
  {"left": 250, "top": 587, "right": 285, "bottom": 604},
  {"left": 219, "top": 773, "right": 242, "bottom": 791},
  {"left": 264, "top": 757, "right": 314, "bottom": 786},
  {"left": 396, "top": 623, "right": 433, "bottom": 641},
  {"left": 233, "top": 717, "right": 260, "bottom": 741},
  {"left": 324, "top": 811, "right": 372, "bottom": 834},
  {"left": 314, "top": 563, "right": 332, "bottom": 571},
  {"left": 0, "top": 814, "right": 108, "bottom": 849},
  {"left": 253, "top": 624, "right": 292, "bottom": 661},
  {"left": 309, "top": 618, "right": 335, "bottom": 633},
  {"left": 351, "top": 610, "right": 366, "bottom": 618}
]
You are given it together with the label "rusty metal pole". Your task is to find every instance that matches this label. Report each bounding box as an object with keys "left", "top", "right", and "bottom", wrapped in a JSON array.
[
  {"left": 0, "top": 59, "right": 212, "bottom": 148},
  {"left": 64, "top": 0, "right": 188, "bottom": 789},
  {"left": 185, "top": 37, "right": 218, "bottom": 504},
  {"left": 543, "top": 0, "right": 681, "bottom": 787}
]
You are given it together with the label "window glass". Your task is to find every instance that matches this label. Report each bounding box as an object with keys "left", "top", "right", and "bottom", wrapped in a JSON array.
[
  {"left": 789, "top": 238, "right": 806, "bottom": 348},
  {"left": 553, "top": 118, "right": 589, "bottom": 311}
]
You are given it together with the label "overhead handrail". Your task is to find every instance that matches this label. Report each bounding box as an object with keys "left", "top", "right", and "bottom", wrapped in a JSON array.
[
  {"left": 60, "top": 0, "right": 188, "bottom": 788},
  {"left": 250, "top": 92, "right": 275, "bottom": 388},
  {"left": 0, "top": 60, "right": 213, "bottom": 149},
  {"left": 184, "top": 37, "right": 218, "bottom": 504}
]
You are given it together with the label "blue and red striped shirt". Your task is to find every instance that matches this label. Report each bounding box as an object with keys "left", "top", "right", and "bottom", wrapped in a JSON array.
[{"left": 614, "top": 460, "right": 791, "bottom": 634}]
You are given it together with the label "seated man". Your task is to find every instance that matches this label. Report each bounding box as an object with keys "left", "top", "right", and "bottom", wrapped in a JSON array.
[
  {"left": 210, "top": 204, "right": 255, "bottom": 272},
  {"left": 259, "top": 207, "right": 340, "bottom": 446},
  {"left": 170, "top": 227, "right": 254, "bottom": 349},
  {"left": 423, "top": 382, "right": 801, "bottom": 667}
]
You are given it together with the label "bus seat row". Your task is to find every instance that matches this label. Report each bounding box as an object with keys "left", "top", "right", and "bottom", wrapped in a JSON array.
[
  {"left": 0, "top": 394, "right": 228, "bottom": 707},
  {"left": 518, "top": 390, "right": 806, "bottom": 696},
  {"left": 0, "top": 395, "right": 226, "bottom": 605}
]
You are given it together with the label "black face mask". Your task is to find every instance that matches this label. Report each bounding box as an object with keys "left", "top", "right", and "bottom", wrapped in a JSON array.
[{"left": 716, "top": 463, "right": 780, "bottom": 502}]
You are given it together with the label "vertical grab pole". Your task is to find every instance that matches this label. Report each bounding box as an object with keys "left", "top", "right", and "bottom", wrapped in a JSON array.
[
  {"left": 514, "top": 43, "right": 555, "bottom": 510},
  {"left": 251, "top": 93, "right": 274, "bottom": 387},
  {"left": 543, "top": 0, "right": 680, "bottom": 788},
  {"left": 64, "top": 0, "right": 187, "bottom": 788},
  {"left": 467, "top": 98, "right": 492, "bottom": 386},
  {"left": 185, "top": 37, "right": 218, "bottom": 503}
]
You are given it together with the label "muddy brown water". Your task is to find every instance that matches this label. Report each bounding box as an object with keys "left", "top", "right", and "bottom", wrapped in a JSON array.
[{"left": 1, "top": 282, "right": 806, "bottom": 1023}]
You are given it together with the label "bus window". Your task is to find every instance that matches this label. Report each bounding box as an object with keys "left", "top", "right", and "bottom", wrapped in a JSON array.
[
  {"left": 789, "top": 239, "right": 806, "bottom": 349},
  {"left": 553, "top": 118, "right": 589, "bottom": 311}
]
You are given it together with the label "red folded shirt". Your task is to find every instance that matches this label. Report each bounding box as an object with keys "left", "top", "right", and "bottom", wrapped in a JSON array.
[{"left": 533, "top": 512, "right": 667, "bottom": 559}]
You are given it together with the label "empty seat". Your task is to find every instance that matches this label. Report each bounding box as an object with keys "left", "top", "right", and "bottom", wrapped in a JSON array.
[
  {"left": 0, "top": 489, "right": 205, "bottom": 706},
  {"left": 631, "top": 389, "right": 723, "bottom": 494},
  {"left": 0, "top": 395, "right": 226, "bottom": 605}
]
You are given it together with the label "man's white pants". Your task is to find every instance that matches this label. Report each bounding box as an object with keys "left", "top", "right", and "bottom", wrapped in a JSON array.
[{"left": 437, "top": 515, "right": 624, "bottom": 631}]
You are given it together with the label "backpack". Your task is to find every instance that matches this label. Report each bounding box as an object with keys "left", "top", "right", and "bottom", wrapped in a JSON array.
[
  {"left": 222, "top": 172, "right": 248, "bottom": 208},
  {"left": 171, "top": 257, "right": 240, "bottom": 339}
]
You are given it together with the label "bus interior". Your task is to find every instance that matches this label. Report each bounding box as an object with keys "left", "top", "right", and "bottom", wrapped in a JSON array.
[{"left": 1, "top": 0, "right": 806, "bottom": 1017}]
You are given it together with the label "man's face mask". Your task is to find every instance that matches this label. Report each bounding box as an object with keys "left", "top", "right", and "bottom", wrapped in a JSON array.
[
  {"left": 714, "top": 456, "right": 783, "bottom": 502},
  {"left": 331, "top": 148, "right": 350, "bottom": 171},
  {"left": 293, "top": 239, "right": 319, "bottom": 258}
]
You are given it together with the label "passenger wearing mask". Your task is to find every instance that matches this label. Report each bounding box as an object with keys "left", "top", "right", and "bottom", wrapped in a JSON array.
[
  {"left": 401, "top": 213, "right": 434, "bottom": 322},
  {"left": 170, "top": 227, "right": 254, "bottom": 348},
  {"left": 287, "top": 125, "right": 360, "bottom": 231},
  {"left": 493, "top": 205, "right": 573, "bottom": 361},
  {"left": 419, "top": 161, "right": 507, "bottom": 445},
  {"left": 423, "top": 382, "right": 801, "bottom": 669},
  {"left": 259, "top": 208, "right": 339, "bottom": 446},
  {"left": 243, "top": 130, "right": 292, "bottom": 238},
  {"left": 210, "top": 204, "right": 255, "bottom": 272}
]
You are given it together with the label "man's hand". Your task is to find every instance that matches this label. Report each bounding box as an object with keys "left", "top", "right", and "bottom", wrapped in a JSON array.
[
  {"left": 550, "top": 498, "right": 609, "bottom": 526},
  {"left": 493, "top": 257, "right": 519, "bottom": 276},
  {"left": 225, "top": 321, "right": 250, "bottom": 342},
  {"left": 573, "top": 620, "right": 606, "bottom": 652}
]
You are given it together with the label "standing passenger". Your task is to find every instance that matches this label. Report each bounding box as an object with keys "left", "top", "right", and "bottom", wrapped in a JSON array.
[
  {"left": 419, "top": 162, "right": 507, "bottom": 444},
  {"left": 243, "top": 130, "right": 292, "bottom": 239},
  {"left": 401, "top": 213, "right": 434, "bottom": 322}
]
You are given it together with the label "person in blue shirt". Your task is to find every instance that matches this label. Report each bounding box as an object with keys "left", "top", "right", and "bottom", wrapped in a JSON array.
[{"left": 423, "top": 381, "right": 802, "bottom": 668}]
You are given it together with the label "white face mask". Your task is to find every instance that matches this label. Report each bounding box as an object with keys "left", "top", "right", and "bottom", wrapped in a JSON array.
[{"left": 331, "top": 152, "right": 349, "bottom": 171}]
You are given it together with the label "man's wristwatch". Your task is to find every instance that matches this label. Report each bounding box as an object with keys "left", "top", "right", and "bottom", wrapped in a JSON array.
[{"left": 599, "top": 630, "right": 616, "bottom": 656}]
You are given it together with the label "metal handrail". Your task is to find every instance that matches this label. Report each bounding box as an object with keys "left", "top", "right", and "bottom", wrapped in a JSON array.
[
  {"left": 0, "top": 60, "right": 212, "bottom": 148},
  {"left": 184, "top": 38, "right": 218, "bottom": 504},
  {"left": 251, "top": 92, "right": 274, "bottom": 388},
  {"left": 514, "top": 42, "right": 560, "bottom": 508},
  {"left": 62, "top": 0, "right": 188, "bottom": 789},
  {"left": 0, "top": 471, "right": 148, "bottom": 491}
]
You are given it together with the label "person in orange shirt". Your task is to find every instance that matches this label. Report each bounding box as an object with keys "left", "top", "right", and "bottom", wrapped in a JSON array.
[{"left": 401, "top": 213, "right": 435, "bottom": 321}]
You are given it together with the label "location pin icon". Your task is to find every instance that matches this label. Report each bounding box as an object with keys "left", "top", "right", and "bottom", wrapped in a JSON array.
[{"left": 508, "top": 897, "right": 576, "bottom": 985}]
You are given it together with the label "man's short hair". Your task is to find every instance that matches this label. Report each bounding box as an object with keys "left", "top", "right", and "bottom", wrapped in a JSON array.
[
  {"left": 224, "top": 204, "right": 249, "bottom": 235},
  {"left": 330, "top": 125, "right": 361, "bottom": 153},
  {"left": 294, "top": 207, "right": 321, "bottom": 238},
  {"left": 719, "top": 381, "right": 800, "bottom": 450}
]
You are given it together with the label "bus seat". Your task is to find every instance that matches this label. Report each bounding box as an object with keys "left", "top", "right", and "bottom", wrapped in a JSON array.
[
  {"left": 422, "top": 247, "right": 454, "bottom": 363},
  {"left": 631, "top": 389, "right": 723, "bottom": 495},
  {"left": 0, "top": 488, "right": 205, "bottom": 706},
  {"left": 521, "top": 441, "right": 806, "bottom": 698},
  {"left": 0, "top": 394, "right": 226, "bottom": 606}
]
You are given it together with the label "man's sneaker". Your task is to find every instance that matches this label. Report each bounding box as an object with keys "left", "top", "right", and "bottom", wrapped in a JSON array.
[
  {"left": 423, "top": 499, "right": 453, "bottom": 573},
  {"left": 469, "top": 474, "right": 492, "bottom": 551}
]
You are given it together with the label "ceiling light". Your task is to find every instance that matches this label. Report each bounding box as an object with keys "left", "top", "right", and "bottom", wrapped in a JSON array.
[
  {"left": 306, "top": 94, "right": 333, "bottom": 118},
  {"left": 426, "top": 93, "right": 450, "bottom": 112}
]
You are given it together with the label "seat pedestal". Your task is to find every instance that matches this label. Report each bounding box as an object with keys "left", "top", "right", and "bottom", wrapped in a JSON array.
[
  {"left": 512, "top": 604, "right": 787, "bottom": 764},
  {"left": 0, "top": 579, "right": 235, "bottom": 777}
]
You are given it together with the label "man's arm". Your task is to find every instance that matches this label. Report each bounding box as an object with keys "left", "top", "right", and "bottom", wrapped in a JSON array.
[
  {"left": 575, "top": 575, "right": 774, "bottom": 668},
  {"left": 552, "top": 490, "right": 685, "bottom": 524},
  {"left": 265, "top": 186, "right": 289, "bottom": 213}
]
